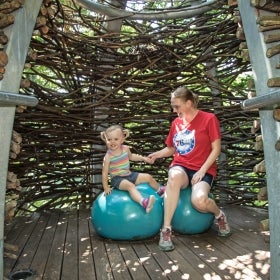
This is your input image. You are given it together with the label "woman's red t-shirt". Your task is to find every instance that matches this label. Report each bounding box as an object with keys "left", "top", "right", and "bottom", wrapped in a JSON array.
[{"left": 165, "top": 110, "right": 221, "bottom": 177}]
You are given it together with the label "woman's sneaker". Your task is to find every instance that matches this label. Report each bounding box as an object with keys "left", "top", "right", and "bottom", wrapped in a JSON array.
[
  {"left": 159, "top": 228, "right": 175, "bottom": 251},
  {"left": 216, "top": 211, "right": 231, "bottom": 237},
  {"left": 142, "top": 195, "right": 155, "bottom": 213}
]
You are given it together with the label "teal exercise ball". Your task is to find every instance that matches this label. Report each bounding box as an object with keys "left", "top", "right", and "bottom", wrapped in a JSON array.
[
  {"left": 91, "top": 183, "right": 163, "bottom": 240},
  {"left": 172, "top": 187, "right": 215, "bottom": 234}
]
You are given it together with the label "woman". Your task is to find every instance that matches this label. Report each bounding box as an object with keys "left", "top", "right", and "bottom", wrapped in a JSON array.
[{"left": 149, "top": 86, "right": 231, "bottom": 251}]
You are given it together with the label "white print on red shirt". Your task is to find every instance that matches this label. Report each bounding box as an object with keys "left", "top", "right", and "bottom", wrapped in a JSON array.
[{"left": 173, "top": 128, "right": 195, "bottom": 155}]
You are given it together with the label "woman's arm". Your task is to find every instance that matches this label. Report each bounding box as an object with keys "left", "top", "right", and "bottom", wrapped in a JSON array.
[
  {"left": 191, "top": 138, "right": 221, "bottom": 185},
  {"left": 199, "top": 138, "right": 221, "bottom": 174},
  {"left": 148, "top": 146, "right": 175, "bottom": 163}
]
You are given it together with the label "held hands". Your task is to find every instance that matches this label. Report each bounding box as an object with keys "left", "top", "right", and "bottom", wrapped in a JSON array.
[
  {"left": 142, "top": 156, "right": 154, "bottom": 164},
  {"left": 133, "top": 152, "right": 157, "bottom": 164},
  {"left": 147, "top": 152, "right": 157, "bottom": 164}
]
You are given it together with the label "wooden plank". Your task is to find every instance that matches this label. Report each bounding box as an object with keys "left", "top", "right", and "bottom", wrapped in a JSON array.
[
  {"left": 61, "top": 211, "right": 79, "bottom": 280},
  {"left": 89, "top": 229, "right": 113, "bottom": 280},
  {"left": 174, "top": 205, "right": 270, "bottom": 280},
  {"left": 131, "top": 242, "right": 167, "bottom": 279},
  {"left": 225, "top": 207, "right": 269, "bottom": 252},
  {"left": 206, "top": 208, "right": 270, "bottom": 279},
  {"left": 179, "top": 233, "right": 263, "bottom": 279},
  {"left": 3, "top": 207, "right": 271, "bottom": 280},
  {"left": 144, "top": 238, "right": 197, "bottom": 280},
  {"left": 175, "top": 233, "right": 224, "bottom": 277},
  {"left": 228, "top": 206, "right": 268, "bottom": 228},
  {"left": 208, "top": 229, "right": 261, "bottom": 256},
  {"left": 42, "top": 211, "right": 68, "bottom": 280},
  {"left": 78, "top": 209, "right": 96, "bottom": 280},
  {"left": 11, "top": 213, "right": 49, "bottom": 272},
  {"left": 158, "top": 242, "right": 204, "bottom": 279},
  {"left": 30, "top": 211, "right": 60, "bottom": 279},
  {"left": 204, "top": 234, "right": 270, "bottom": 279},
  {"left": 4, "top": 214, "right": 41, "bottom": 277},
  {"left": 104, "top": 241, "right": 132, "bottom": 280},
  {"left": 117, "top": 241, "right": 149, "bottom": 280}
]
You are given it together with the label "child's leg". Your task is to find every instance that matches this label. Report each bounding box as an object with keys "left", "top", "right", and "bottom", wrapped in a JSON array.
[
  {"left": 119, "top": 178, "right": 156, "bottom": 213},
  {"left": 136, "top": 173, "right": 161, "bottom": 191},
  {"left": 119, "top": 179, "right": 143, "bottom": 204}
]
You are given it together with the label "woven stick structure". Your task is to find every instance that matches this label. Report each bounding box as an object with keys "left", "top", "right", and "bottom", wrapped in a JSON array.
[{"left": 1, "top": 0, "right": 265, "bottom": 213}]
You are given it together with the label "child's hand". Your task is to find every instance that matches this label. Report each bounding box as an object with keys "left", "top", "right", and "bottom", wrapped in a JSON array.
[
  {"left": 147, "top": 153, "right": 157, "bottom": 163},
  {"left": 146, "top": 155, "right": 156, "bottom": 164},
  {"left": 143, "top": 156, "right": 153, "bottom": 164},
  {"left": 104, "top": 188, "right": 112, "bottom": 195}
]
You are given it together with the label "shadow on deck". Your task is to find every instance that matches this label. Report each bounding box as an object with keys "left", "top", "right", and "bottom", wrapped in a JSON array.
[{"left": 4, "top": 205, "right": 270, "bottom": 280}]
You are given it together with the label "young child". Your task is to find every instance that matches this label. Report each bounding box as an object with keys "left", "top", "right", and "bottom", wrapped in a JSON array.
[{"left": 101, "top": 124, "right": 165, "bottom": 213}]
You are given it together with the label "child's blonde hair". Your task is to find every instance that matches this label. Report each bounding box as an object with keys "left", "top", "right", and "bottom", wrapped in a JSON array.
[{"left": 100, "top": 124, "right": 130, "bottom": 142}]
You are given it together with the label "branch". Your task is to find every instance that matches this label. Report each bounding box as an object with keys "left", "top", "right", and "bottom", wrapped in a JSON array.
[{"left": 74, "top": 0, "right": 220, "bottom": 20}]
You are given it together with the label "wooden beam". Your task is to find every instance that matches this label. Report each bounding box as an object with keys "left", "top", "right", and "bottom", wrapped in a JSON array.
[
  {"left": 241, "top": 89, "right": 280, "bottom": 110},
  {"left": 75, "top": 0, "right": 220, "bottom": 20},
  {"left": 0, "top": 91, "right": 38, "bottom": 106},
  {"left": 238, "top": 1, "right": 280, "bottom": 279},
  {"left": 0, "top": 1, "right": 42, "bottom": 279}
]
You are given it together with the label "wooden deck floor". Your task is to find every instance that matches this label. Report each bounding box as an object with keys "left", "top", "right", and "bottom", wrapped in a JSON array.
[{"left": 4, "top": 206, "right": 270, "bottom": 280}]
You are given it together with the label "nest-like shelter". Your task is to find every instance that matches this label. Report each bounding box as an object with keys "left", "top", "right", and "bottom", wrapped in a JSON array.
[
  {"left": 3, "top": 0, "right": 280, "bottom": 279},
  {"left": 3, "top": 0, "right": 265, "bottom": 215}
]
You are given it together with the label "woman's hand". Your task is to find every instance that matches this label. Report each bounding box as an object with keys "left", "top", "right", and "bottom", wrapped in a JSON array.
[
  {"left": 148, "top": 147, "right": 175, "bottom": 163},
  {"left": 191, "top": 170, "right": 205, "bottom": 185},
  {"left": 147, "top": 152, "right": 157, "bottom": 164}
]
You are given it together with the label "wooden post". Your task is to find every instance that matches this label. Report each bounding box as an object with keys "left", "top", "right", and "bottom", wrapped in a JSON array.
[
  {"left": 0, "top": 1, "right": 42, "bottom": 279},
  {"left": 238, "top": 1, "right": 280, "bottom": 279}
]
